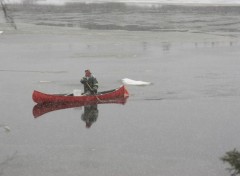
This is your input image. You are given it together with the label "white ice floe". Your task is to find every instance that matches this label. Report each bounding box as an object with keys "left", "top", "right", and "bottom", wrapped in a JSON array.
[
  {"left": 0, "top": 31, "right": 3, "bottom": 34},
  {"left": 122, "top": 78, "right": 152, "bottom": 86}
]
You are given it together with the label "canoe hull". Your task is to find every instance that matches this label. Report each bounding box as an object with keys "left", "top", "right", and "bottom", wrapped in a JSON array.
[{"left": 32, "top": 85, "right": 129, "bottom": 104}]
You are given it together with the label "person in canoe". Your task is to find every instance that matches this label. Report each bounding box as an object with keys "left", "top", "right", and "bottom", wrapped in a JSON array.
[{"left": 80, "top": 69, "right": 98, "bottom": 95}]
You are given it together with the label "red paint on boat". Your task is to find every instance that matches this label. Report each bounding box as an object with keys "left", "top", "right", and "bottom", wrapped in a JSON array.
[{"left": 32, "top": 85, "right": 129, "bottom": 104}]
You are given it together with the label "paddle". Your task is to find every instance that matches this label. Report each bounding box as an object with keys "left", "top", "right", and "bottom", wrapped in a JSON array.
[
  {"left": 85, "top": 82, "right": 95, "bottom": 93},
  {"left": 84, "top": 82, "right": 103, "bottom": 102}
]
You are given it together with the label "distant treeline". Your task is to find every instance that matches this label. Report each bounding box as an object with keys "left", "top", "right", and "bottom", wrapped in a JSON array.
[{"left": 8, "top": 2, "right": 240, "bottom": 15}]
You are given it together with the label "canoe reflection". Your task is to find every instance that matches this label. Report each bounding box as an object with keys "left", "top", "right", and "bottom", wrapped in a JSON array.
[{"left": 32, "top": 98, "right": 128, "bottom": 119}]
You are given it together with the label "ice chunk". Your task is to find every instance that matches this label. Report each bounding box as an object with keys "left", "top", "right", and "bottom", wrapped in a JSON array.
[{"left": 122, "top": 78, "right": 152, "bottom": 86}]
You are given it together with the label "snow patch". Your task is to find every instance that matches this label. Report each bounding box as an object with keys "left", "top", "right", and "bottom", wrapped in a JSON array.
[{"left": 122, "top": 78, "right": 152, "bottom": 86}]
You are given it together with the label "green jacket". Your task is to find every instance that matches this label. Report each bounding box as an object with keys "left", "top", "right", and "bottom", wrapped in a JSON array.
[{"left": 80, "top": 76, "right": 98, "bottom": 94}]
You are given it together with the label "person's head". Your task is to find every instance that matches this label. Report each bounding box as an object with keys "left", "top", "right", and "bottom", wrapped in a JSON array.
[{"left": 85, "top": 69, "right": 91, "bottom": 77}]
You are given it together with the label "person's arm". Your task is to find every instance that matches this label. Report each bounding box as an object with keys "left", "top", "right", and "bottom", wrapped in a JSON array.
[{"left": 80, "top": 77, "right": 87, "bottom": 84}]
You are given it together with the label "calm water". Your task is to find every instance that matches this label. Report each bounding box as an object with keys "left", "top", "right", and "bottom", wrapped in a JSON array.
[{"left": 1, "top": 3, "right": 240, "bottom": 176}]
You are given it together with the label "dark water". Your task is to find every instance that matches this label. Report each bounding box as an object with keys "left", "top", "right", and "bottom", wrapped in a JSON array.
[{"left": 7, "top": 3, "right": 240, "bottom": 37}]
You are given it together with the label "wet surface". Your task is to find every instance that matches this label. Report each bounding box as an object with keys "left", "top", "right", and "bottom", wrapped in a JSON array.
[{"left": 0, "top": 30, "right": 239, "bottom": 175}]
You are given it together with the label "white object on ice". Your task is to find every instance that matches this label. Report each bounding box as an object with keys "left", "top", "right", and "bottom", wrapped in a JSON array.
[
  {"left": 73, "top": 89, "right": 82, "bottom": 96},
  {"left": 122, "top": 78, "right": 152, "bottom": 86}
]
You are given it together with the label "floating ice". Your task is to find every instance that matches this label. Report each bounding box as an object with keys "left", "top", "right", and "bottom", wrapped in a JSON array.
[
  {"left": 122, "top": 78, "right": 152, "bottom": 86},
  {"left": 0, "top": 31, "right": 3, "bottom": 34}
]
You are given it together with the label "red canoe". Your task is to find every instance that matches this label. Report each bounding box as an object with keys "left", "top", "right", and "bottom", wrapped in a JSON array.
[{"left": 32, "top": 85, "right": 129, "bottom": 104}]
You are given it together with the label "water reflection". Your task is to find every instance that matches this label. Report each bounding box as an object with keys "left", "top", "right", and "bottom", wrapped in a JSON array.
[
  {"left": 221, "top": 149, "right": 240, "bottom": 176},
  {"left": 162, "top": 42, "right": 171, "bottom": 51},
  {"left": 194, "top": 41, "right": 238, "bottom": 49},
  {"left": 81, "top": 105, "right": 98, "bottom": 128},
  {"left": 32, "top": 98, "right": 128, "bottom": 127}
]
